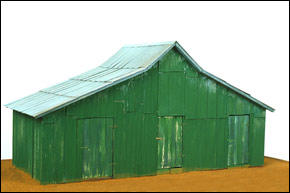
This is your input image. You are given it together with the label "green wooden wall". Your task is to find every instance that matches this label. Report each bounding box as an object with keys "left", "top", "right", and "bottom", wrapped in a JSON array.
[{"left": 12, "top": 47, "right": 266, "bottom": 184}]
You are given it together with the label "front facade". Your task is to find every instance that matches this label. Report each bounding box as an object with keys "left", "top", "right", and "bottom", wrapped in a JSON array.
[{"left": 7, "top": 42, "right": 274, "bottom": 184}]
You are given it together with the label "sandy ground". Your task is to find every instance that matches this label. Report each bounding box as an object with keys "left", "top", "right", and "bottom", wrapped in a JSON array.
[{"left": 1, "top": 157, "right": 289, "bottom": 192}]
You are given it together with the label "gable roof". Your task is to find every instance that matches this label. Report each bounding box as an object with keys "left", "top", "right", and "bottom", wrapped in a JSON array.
[{"left": 5, "top": 41, "right": 275, "bottom": 118}]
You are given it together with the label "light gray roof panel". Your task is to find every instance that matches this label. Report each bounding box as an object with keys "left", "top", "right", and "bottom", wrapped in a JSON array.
[
  {"left": 72, "top": 67, "right": 108, "bottom": 80},
  {"left": 5, "top": 41, "right": 274, "bottom": 118}
]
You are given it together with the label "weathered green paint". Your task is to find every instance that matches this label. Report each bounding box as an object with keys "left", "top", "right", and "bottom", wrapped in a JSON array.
[
  {"left": 158, "top": 72, "right": 185, "bottom": 116},
  {"left": 12, "top": 111, "right": 34, "bottom": 175},
  {"left": 228, "top": 115, "right": 249, "bottom": 167},
  {"left": 250, "top": 116, "right": 266, "bottom": 166},
  {"left": 12, "top": 47, "right": 268, "bottom": 184},
  {"left": 77, "top": 118, "right": 113, "bottom": 179},
  {"left": 183, "top": 119, "right": 226, "bottom": 171},
  {"left": 157, "top": 116, "right": 182, "bottom": 169}
]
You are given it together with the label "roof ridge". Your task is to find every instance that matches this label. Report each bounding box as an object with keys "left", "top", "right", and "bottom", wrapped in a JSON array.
[{"left": 122, "top": 41, "right": 177, "bottom": 48}]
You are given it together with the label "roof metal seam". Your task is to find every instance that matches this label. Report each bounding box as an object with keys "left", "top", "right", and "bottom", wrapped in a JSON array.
[
  {"left": 42, "top": 80, "right": 80, "bottom": 93},
  {"left": 39, "top": 90, "right": 77, "bottom": 98},
  {"left": 77, "top": 68, "right": 115, "bottom": 81},
  {"left": 15, "top": 94, "right": 68, "bottom": 113},
  {"left": 70, "top": 78, "right": 112, "bottom": 83},
  {"left": 5, "top": 92, "right": 48, "bottom": 108},
  {"left": 99, "top": 66, "right": 142, "bottom": 70},
  {"left": 82, "top": 69, "right": 119, "bottom": 81}
]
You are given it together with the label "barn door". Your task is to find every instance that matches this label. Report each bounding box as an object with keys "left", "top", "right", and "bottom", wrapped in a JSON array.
[
  {"left": 228, "top": 115, "right": 249, "bottom": 167},
  {"left": 157, "top": 116, "right": 183, "bottom": 169},
  {"left": 77, "top": 118, "right": 113, "bottom": 179}
]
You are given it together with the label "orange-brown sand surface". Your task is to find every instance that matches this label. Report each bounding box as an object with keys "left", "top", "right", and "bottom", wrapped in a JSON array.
[{"left": 1, "top": 157, "right": 289, "bottom": 192}]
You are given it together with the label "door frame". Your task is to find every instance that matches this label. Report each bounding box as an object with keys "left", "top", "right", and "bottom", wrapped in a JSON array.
[
  {"left": 156, "top": 115, "right": 184, "bottom": 173},
  {"left": 227, "top": 114, "right": 250, "bottom": 168},
  {"left": 76, "top": 116, "right": 114, "bottom": 180}
]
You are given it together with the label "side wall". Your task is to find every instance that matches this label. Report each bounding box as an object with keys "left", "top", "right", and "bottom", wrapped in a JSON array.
[{"left": 12, "top": 111, "right": 40, "bottom": 176}]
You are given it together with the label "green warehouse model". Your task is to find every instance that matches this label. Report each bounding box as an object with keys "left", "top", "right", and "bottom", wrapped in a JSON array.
[{"left": 5, "top": 41, "right": 274, "bottom": 184}]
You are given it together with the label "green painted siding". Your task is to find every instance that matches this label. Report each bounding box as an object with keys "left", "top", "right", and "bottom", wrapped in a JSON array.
[
  {"left": 249, "top": 116, "right": 266, "bottom": 166},
  {"left": 113, "top": 112, "right": 158, "bottom": 179},
  {"left": 12, "top": 111, "right": 35, "bottom": 175},
  {"left": 183, "top": 119, "right": 227, "bottom": 171},
  {"left": 158, "top": 72, "right": 185, "bottom": 116},
  {"left": 12, "top": 48, "right": 267, "bottom": 184}
]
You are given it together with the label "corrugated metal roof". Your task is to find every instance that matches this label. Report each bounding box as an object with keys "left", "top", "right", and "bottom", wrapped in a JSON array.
[{"left": 5, "top": 41, "right": 274, "bottom": 118}]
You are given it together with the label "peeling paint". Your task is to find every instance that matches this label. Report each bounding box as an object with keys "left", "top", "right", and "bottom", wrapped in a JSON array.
[{"left": 157, "top": 116, "right": 182, "bottom": 169}]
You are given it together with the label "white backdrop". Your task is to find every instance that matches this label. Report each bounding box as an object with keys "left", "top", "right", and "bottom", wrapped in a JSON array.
[{"left": 1, "top": 2, "right": 289, "bottom": 161}]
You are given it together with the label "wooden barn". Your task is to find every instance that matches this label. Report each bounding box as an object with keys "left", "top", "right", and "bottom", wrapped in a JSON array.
[{"left": 5, "top": 41, "right": 274, "bottom": 184}]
